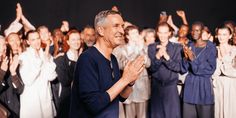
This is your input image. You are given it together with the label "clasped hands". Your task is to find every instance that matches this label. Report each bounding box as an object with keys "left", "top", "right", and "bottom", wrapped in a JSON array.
[
  {"left": 155, "top": 45, "right": 170, "bottom": 60},
  {"left": 122, "top": 56, "right": 145, "bottom": 86},
  {"left": 183, "top": 45, "right": 195, "bottom": 61}
]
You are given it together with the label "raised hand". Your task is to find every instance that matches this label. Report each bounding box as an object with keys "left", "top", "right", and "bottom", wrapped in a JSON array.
[
  {"left": 183, "top": 46, "right": 195, "bottom": 61},
  {"left": 176, "top": 10, "right": 186, "bottom": 18},
  {"left": 156, "top": 45, "right": 164, "bottom": 59},
  {"left": 9, "top": 55, "right": 19, "bottom": 76},
  {"left": 176, "top": 10, "right": 188, "bottom": 25},
  {"left": 16, "top": 3, "right": 22, "bottom": 20},
  {"left": 0, "top": 56, "right": 9, "bottom": 71},
  {"left": 122, "top": 56, "right": 145, "bottom": 84}
]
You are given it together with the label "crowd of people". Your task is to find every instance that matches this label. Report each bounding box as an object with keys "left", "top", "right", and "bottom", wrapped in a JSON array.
[{"left": 1, "top": 3, "right": 236, "bottom": 118}]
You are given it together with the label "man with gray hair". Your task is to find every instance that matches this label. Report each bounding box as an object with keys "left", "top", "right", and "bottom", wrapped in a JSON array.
[{"left": 70, "top": 10, "right": 145, "bottom": 118}]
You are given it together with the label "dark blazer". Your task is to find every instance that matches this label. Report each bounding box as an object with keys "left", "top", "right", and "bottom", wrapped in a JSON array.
[{"left": 54, "top": 53, "right": 76, "bottom": 118}]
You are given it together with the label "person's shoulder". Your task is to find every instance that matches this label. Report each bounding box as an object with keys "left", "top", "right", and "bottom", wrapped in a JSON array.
[
  {"left": 54, "top": 53, "right": 66, "bottom": 63},
  {"left": 207, "top": 40, "right": 216, "bottom": 48},
  {"left": 148, "top": 42, "right": 158, "bottom": 49},
  {"left": 170, "top": 41, "right": 182, "bottom": 47},
  {"left": 78, "top": 47, "right": 97, "bottom": 62}
]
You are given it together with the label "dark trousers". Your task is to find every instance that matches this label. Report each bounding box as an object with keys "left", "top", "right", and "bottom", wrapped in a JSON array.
[{"left": 183, "top": 102, "right": 214, "bottom": 118}]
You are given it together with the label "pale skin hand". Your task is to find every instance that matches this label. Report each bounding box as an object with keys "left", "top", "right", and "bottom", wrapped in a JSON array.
[
  {"left": 176, "top": 10, "right": 188, "bottom": 25},
  {"left": 44, "top": 38, "right": 52, "bottom": 61},
  {"left": 9, "top": 55, "right": 19, "bottom": 76},
  {"left": 17, "top": 2, "right": 36, "bottom": 32},
  {"left": 156, "top": 45, "right": 170, "bottom": 60},
  {"left": 122, "top": 56, "right": 145, "bottom": 83},
  {"left": 107, "top": 56, "right": 145, "bottom": 101},
  {"left": 0, "top": 56, "right": 9, "bottom": 71},
  {"left": 16, "top": 3, "right": 22, "bottom": 21}
]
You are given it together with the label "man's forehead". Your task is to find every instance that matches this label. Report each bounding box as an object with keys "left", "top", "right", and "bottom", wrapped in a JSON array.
[{"left": 106, "top": 14, "right": 124, "bottom": 25}]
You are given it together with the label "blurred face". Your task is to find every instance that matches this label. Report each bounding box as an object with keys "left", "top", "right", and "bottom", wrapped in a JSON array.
[
  {"left": 27, "top": 32, "right": 41, "bottom": 51},
  {"left": 83, "top": 28, "right": 96, "bottom": 47},
  {"left": 67, "top": 33, "right": 81, "bottom": 50},
  {"left": 157, "top": 25, "right": 171, "bottom": 44},
  {"left": 178, "top": 25, "right": 189, "bottom": 38},
  {"left": 217, "top": 28, "right": 232, "bottom": 44},
  {"left": 102, "top": 14, "right": 125, "bottom": 48},
  {"left": 7, "top": 33, "right": 21, "bottom": 53},
  {"left": 145, "top": 32, "right": 156, "bottom": 45},
  {"left": 55, "top": 30, "right": 63, "bottom": 38},
  {"left": 191, "top": 25, "right": 202, "bottom": 40},
  {"left": 201, "top": 30, "right": 211, "bottom": 41},
  {"left": 0, "top": 39, "right": 6, "bottom": 57},
  {"left": 39, "top": 27, "right": 51, "bottom": 41},
  {"left": 127, "top": 29, "right": 140, "bottom": 43}
]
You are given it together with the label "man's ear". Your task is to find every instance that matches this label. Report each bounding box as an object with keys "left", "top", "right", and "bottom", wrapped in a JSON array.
[
  {"left": 97, "top": 26, "right": 105, "bottom": 37},
  {"left": 26, "top": 40, "right": 30, "bottom": 45},
  {"left": 229, "top": 34, "right": 233, "bottom": 39}
]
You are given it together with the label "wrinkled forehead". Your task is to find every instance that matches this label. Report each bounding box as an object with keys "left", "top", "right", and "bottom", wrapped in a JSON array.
[{"left": 106, "top": 14, "right": 124, "bottom": 26}]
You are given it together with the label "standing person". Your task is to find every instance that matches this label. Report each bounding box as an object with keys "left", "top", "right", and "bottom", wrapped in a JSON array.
[
  {"left": 0, "top": 33, "right": 24, "bottom": 118},
  {"left": 183, "top": 22, "right": 216, "bottom": 118},
  {"left": 212, "top": 25, "right": 236, "bottom": 118},
  {"left": 148, "top": 22, "right": 185, "bottom": 118},
  {"left": 19, "top": 30, "right": 57, "bottom": 118},
  {"left": 54, "top": 30, "right": 82, "bottom": 118},
  {"left": 69, "top": 10, "right": 145, "bottom": 118},
  {"left": 0, "top": 35, "right": 7, "bottom": 91},
  {"left": 81, "top": 25, "right": 96, "bottom": 51},
  {"left": 113, "top": 25, "right": 151, "bottom": 118}
]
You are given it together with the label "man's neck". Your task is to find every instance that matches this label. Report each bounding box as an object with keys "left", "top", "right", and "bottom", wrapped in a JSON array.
[{"left": 94, "top": 38, "right": 113, "bottom": 61}]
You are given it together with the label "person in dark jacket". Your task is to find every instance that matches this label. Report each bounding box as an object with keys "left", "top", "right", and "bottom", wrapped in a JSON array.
[
  {"left": 148, "top": 22, "right": 186, "bottom": 118},
  {"left": 182, "top": 22, "right": 216, "bottom": 118},
  {"left": 54, "top": 29, "right": 82, "bottom": 118},
  {"left": 0, "top": 34, "right": 24, "bottom": 118},
  {"left": 69, "top": 10, "right": 145, "bottom": 118}
]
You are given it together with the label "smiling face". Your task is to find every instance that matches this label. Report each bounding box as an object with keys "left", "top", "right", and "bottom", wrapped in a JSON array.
[
  {"left": 127, "top": 29, "right": 140, "bottom": 43},
  {"left": 191, "top": 24, "right": 202, "bottom": 40},
  {"left": 27, "top": 32, "right": 41, "bottom": 51},
  {"left": 67, "top": 32, "right": 81, "bottom": 50},
  {"left": 6, "top": 33, "right": 21, "bottom": 54},
  {"left": 83, "top": 28, "right": 96, "bottom": 47},
  {"left": 178, "top": 25, "right": 189, "bottom": 38},
  {"left": 217, "top": 28, "right": 232, "bottom": 44},
  {"left": 157, "top": 24, "right": 171, "bottom": 44},
  {"left": 101, "top": 14, "right": 125, "bottom": 48}
]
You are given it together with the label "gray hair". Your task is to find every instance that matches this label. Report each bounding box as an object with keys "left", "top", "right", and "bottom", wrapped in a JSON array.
[{"left": 94, "top": 10, "right": 121, "bottom": 29}]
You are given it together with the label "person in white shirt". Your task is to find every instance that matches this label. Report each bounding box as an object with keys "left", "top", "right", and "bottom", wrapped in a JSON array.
[{"left": 19, "top": 30, "right": 57, "bottom": 118}]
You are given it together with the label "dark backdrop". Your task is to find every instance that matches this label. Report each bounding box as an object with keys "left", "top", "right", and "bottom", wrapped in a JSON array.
[{"left": 0, "top": 0, "right": 235, "bottom": 34}]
